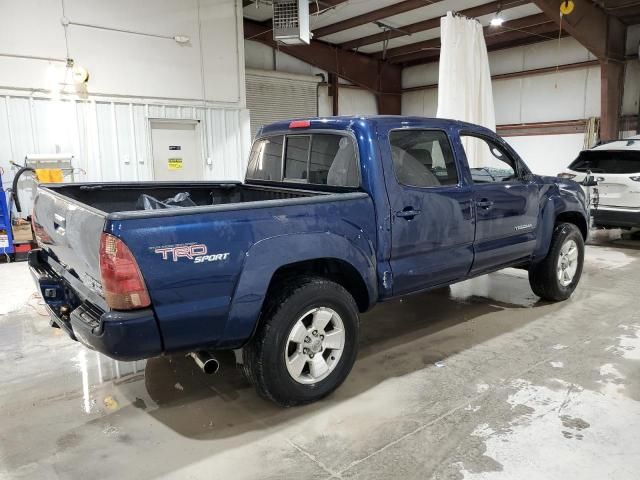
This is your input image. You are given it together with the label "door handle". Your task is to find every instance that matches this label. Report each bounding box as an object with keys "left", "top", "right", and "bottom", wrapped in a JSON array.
[
  {"left": 396, "top": 208, "right": 422, "bottom": 219},
  {"left": 476, "top": 199, "right": 494, "bottom": 209}
]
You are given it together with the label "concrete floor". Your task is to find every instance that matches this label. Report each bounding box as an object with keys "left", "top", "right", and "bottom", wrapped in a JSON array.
[{"left": 1, "top": 233, "right": 639, "bottom": 480}]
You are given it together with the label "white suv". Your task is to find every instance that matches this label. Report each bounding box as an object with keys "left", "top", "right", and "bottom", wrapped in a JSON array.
[{"left": 559, "top": 135, "right": 640, "bottom": 229}]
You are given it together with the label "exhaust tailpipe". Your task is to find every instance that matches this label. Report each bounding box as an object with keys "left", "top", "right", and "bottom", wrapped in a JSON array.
[{"left": 189, "top": 351, "right": 220, "bottom": 374}]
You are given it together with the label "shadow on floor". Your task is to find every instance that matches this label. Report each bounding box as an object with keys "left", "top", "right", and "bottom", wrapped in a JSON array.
[{"left": 136, "top": 271, "right": 555, "bottom": 440}]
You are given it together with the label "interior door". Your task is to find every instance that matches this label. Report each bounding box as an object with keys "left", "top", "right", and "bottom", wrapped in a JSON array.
[
  {"left": 460, "top": 133, "right": 539, "bottom": 273},
  {"left": 385, "top": 129, "right": 475, "bottom": 295},
  {"left": 151, "top": 120, "right": 203, "bottom": 181}
]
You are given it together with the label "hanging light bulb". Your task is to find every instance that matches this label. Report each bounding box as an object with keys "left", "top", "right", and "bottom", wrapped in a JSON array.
[{"left": 491, "top": 2, "right": 504, "bottom": 27}]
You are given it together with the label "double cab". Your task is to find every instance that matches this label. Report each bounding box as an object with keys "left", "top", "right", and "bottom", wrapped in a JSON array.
[{"left": 30, "top": 116, "right": 589, "bottom": 406}]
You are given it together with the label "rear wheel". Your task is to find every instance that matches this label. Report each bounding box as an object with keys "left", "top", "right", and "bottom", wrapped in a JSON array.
[
  {"left": 528, "top": 223, "right": 584, "bottom": 301},
  {"left": 242, "top": 277, "right": 359, "bottom": 406}
]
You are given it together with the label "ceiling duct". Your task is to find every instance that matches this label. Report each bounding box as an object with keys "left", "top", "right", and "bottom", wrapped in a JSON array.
[{"left": 273, "top": 0, "right": 310, "bottom": 45}]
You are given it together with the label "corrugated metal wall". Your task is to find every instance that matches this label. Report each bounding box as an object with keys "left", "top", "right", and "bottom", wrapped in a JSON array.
[
  {"left": 246, "top": 70, "right": 318, "bottom": 138},
  {"left": 0, "top": 94, "right": 250, "bottom": 182}
]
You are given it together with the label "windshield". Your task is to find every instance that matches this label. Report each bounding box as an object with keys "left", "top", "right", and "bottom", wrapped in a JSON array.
[{"left": 569, "top": 150, "right": 640, "bottom": 174}]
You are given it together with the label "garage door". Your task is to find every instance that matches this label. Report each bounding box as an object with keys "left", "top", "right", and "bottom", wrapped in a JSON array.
[{"left": 246, "top": 70, "right": 319, "bottom": 139}]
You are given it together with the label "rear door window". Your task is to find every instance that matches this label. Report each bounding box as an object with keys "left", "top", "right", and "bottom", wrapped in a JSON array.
[{"left": 389, "top": 130, "right": 459, "bottom": 187}]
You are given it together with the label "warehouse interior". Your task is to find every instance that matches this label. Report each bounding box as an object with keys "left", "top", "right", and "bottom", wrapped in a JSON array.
[{"left": 1, "top": 0, "right": 640, "bottom": 479}]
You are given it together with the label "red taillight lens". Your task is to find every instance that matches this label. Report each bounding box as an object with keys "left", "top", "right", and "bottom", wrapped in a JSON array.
[
  {"left": 289, "top": 120, "right": 311, "bottom": 129},
  {"left": 99, "top": 233, "right": 150, "bottom": 310}
]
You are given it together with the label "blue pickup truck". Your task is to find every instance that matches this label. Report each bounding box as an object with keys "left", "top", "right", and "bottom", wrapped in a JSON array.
[{"left": 30, "top": 116, "right": 589, "bottom": 406}]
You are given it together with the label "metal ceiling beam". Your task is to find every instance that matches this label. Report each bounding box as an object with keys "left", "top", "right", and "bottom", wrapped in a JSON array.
[
  {"left": 243, "top": 19, "right": 402, "bottom": 113},
  {"left": 401, "top": 29, "right": 567, "bottom": 66},
  {"left": 341, "top": 0, "right": 530, "bottom": 50},
  {"left": 532, "top": 0, "right": 626, "bottom": 60},
  {"left": 532, "top": 0, "right": 627, "bottom": 140},
  {"left": 313, "top": 0, "right": 444, "bottom": 38},
  {"left": 377, "top": 13, "right": 553, "bottom": 61},
  {"left": 394, "top": 20, "right": 561, "bottom": 65}
]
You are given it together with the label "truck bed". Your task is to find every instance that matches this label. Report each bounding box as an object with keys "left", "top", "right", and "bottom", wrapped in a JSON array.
[{"left": 48, "top": 181, "right": 322, "bottom": 214}]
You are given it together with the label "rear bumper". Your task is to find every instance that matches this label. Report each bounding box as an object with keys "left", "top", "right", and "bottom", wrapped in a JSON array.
[
  {"left": 28, "top": 249, "right": 163, "bottom": 361},
  {"left": 592, "top": 207, "right": 640, "bottom": 229}
]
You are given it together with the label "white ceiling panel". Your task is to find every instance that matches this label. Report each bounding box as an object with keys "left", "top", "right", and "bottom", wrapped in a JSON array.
[
  {"left": 309, "top": 0, "right": 402, "bottom": 29},
  {"left": 318, "top": 24, "right": 382, "bottom": 44},
  {"left": 243, "top": 2, "right": 274, "bottom": 22},
  {"left": 358, "top": 28, "right": 441, "bottom": 54},
  {"left": 244, "top": 0, "right": 545, "bottom": 51},
  {"left": 356, "top": 3, "right": 544, "bottom": 54},
  {"left": 382, "top": 0, "right": 491, "bottom": 26}
]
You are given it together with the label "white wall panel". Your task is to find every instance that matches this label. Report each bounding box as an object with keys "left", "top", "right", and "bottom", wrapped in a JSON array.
[
  {"left": 403, "top": 37, "right": 596, "bottom": 89},
  {"left": 0, "top": 0, "right": 66, "bottom": 58},
  {"left": 405, "top": 66, "right": 601, "bottom": 125},
  {"left": 519, "top": 67, "right": 599, "bottom": 123},
  {"left": 0, "top": 93, "right": 249, "bottom": 215},
  {"left": 622, "top": 60, "right": 640, "bottom": 116},
  {"left": 244, "top": 40, "right": 274, "bottom": 71},
  {"left": 492, "top": 78, "right": 523, "bottom": 125},
  {"left": 338, "top": 89, "right": 378, "bottom": 116},
  {"left": 521, "top": 37, "right": 595, "bottom": 70},
  {"left": 402, "top": 63, "right": 440, "bottom": 89},
  {"left": 506, "top": 134, "right": 585, "bottom": 176},
  {"left": 401, "top": 89, "right": 437, "bottom": 117},
  {"left": 0, "top": 0, "right": 245, "bottom": 106},
  {"left": 627, "top": 25, "right": 640, "bottom": 56}
]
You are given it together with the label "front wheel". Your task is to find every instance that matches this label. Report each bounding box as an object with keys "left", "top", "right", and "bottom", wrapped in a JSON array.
[
  {"left": 528, "top": 223, "right": 585, "bottom": 301},
  {"left": 242, "top": 277, "right": 359, "bottom": 406}
]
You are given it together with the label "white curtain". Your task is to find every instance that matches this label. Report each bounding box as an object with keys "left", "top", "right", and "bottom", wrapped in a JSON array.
[{"left": 436, "top": 12, "right": 497, "bottom": 168}]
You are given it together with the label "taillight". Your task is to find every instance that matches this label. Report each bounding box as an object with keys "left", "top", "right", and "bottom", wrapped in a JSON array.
[
  {"left": 557, "top": 172, "right": 576, "bottom": 179},
  {"left": 630, "top": 176, "right": 640, "bottom": 182},
  {"left": 99, "top": 233, "right": 150, "bottom": 310}
]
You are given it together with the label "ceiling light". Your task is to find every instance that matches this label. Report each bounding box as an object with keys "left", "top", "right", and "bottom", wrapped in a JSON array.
[
  {"left": 491, "top": 3, "right": 504, "bottom": 27},
  {"left": 490, "top": 15, "right": 504, "bottom": 27}
]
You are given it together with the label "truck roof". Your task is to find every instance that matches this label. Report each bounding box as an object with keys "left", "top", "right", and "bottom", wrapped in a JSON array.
[{"left": 259, "top": 116, "right": 495, "bottom": 137}]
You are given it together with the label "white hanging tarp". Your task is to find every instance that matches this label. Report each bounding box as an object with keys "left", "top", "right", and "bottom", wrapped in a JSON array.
[{"left": 436, "top": 12, "right": 498, "bottom": 168}]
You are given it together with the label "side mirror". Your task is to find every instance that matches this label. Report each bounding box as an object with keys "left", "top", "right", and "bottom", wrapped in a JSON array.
[{"left": 581, "top": 175, "right": 598, "bottom": 187}]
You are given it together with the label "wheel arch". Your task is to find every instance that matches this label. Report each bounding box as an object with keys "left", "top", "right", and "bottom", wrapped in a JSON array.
[
  {"left": 556, "top": 211, "right": 588, "bottom": 240},
  {"left": 532, "top": 194, "right": 589, "bottom": 264},
  {"left": 222, "top": 232, "right": 377, "bottom": 348}
]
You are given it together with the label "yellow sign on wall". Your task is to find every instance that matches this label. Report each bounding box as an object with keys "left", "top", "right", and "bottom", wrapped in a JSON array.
[{"left": 168, "top": 158, "right": 183, "bottom": 170}]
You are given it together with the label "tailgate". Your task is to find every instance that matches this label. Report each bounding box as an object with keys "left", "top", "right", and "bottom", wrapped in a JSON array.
[
  {"left": 32, "top": 186, "right": 106, "bottom": 296},
  {"left": 594, "top": 174, "right": 639, "bottom": 208}
]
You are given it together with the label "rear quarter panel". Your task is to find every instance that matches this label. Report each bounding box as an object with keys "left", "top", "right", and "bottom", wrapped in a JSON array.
[{"left": 107, "top": 194, "right": 377, "bottom": 353}]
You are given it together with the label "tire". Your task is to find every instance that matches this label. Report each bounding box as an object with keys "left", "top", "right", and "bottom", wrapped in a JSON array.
[
  {"left": 528, "top": 222, "right": 584, "bottom": 302},
  {"left": 242, "top": 276, "right": 359, "bottom": 407}
]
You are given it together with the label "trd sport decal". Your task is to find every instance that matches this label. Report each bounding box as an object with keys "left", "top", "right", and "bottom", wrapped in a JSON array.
[{"left": 153, "top": 243, "right": 230, "bottom": 263}]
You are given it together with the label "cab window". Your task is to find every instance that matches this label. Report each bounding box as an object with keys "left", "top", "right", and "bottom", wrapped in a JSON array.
[{"left": 247, "top": 133, "right": 359, "bottom": 187}]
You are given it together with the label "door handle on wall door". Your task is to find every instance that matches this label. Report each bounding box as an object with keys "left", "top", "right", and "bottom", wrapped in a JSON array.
[
  {"left": 476, "top": 199, "right": 494, "bottom": 209},
  {"left": 396, "top": 208, "right": 421, "bottom": 219}
]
